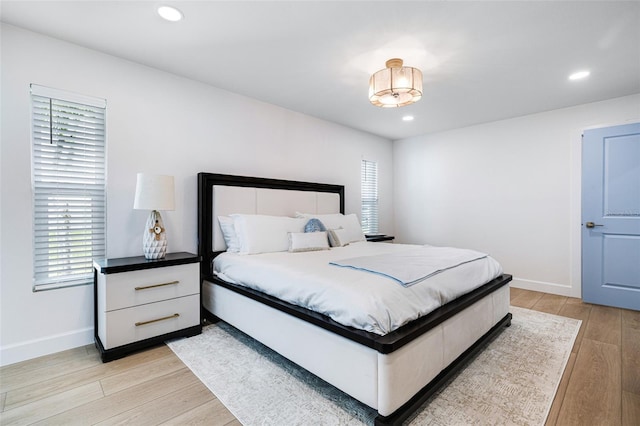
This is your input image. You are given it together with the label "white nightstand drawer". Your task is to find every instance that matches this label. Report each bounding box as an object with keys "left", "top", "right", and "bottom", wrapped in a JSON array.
[
  {"left": 98, "top": 263, "right": 199, "bottom": 311},
  {"left": 99, "top": 294, "right": 200, "bottom": 349}
]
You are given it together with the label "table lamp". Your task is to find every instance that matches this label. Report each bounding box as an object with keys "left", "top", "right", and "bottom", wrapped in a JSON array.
[{"left": 133, "top": 173, "right": 175, "bottom": 259}]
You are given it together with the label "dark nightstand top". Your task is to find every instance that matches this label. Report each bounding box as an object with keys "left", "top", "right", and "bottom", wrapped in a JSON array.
[
  {"left": 94, "top": 252, "right": 201, "bottom": 274},
  {"left": 365, "top": 235, "right": 395, "bottom": 242}
]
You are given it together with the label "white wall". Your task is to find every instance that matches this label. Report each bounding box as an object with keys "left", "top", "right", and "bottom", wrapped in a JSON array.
[
  {"left": 0, "top": 24, "right": 393, "bottom": 365},
  {"left": 393, "top": 94, "right": 640, "bottom": 298}
]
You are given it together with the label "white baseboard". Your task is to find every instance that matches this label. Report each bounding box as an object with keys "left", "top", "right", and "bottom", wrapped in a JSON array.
[
  {"left": 510, "top": 277, "right": 580, "bottom": 298},
  {"left": 0, "top": 327, "right": 94, "bottom": 367}
]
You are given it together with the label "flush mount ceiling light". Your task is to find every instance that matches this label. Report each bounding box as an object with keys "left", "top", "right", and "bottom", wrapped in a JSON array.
[
  {"left": 569, "top": 70, "right": 590, "bottom": 80},
  {"left": 369, "top": 58, "right": 423, "bottom": 108},
  {"left": 157, "top": 5, "right": 183, "bottom": 22}
]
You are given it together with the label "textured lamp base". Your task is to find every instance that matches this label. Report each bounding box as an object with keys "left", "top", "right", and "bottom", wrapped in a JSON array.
[{"left": 143, "top": 210, "right": 168, "bottom": 259}]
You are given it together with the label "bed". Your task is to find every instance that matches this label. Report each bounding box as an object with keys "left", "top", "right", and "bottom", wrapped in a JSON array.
[{"left": 197, "top": 172, "right": 512, "bottom": 425}]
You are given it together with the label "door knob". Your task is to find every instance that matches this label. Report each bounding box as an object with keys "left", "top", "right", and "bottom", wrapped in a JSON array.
[{"left": 585, "top": 221, "right": 604, "bottom": 228}]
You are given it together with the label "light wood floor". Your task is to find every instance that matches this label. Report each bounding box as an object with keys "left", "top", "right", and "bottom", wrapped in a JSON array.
[{"left": 1, "top": 288, "right": 638, "bottom": 425}]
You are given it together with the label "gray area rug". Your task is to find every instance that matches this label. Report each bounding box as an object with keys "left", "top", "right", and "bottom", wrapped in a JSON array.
[{"left": 168, "top": 306, "right": 580, "bottom": 425}]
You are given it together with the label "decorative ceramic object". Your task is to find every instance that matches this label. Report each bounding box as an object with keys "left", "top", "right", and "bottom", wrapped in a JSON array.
[{"left": 143, "top": 210, "right": 167, "bottom": 259}]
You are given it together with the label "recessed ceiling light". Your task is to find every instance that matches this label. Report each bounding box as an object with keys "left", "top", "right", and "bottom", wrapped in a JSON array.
[
  {"left": 569, "top": 70, "right": 590, "bottom": 81},
  {"left": 402, "top": 115, "right": 414, "bottom": 122},
  {"left": 157, "top": 5, "right": 183, "bottom": 22}
]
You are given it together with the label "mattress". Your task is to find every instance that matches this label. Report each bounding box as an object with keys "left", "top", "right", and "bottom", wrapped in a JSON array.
[{"left": 213, "top": 241, "right": 503, "bottom": 335}]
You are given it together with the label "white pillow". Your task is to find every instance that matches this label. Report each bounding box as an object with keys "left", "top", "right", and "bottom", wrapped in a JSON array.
[
  {"left": 288, "top": 231, "right": 329, "bottom": 252},
  {"left": 295, "top": 213, "right": 365, "bottom": 243},
  {"left": 217, "top": 216, "right": 240, "bottom": 253},
  {"left": 327, "top": 228, "right": 350, "bottom": 247},
  {"left": 231, "top": 214, "right": 306, "bottom": 254}
]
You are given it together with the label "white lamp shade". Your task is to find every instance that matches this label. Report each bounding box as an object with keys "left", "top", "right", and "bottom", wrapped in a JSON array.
[{"left": 133, "top": 173, "right": 175, "bottom": 211}]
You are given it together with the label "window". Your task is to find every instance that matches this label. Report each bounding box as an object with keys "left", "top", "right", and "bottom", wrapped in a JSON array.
[
  {"left": 31, "top": 84, "right": 107, "bottom": 291},
  {"left": 361, "top": 159, "right": 379, "bottom": 234}
]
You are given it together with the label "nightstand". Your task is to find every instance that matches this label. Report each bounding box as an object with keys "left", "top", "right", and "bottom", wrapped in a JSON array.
[
  {"left": 365, "top": 234, "right": 395, "bottom": 242},
  {"left": 94, "top": 252, "right": 202, "bottom": 362}
]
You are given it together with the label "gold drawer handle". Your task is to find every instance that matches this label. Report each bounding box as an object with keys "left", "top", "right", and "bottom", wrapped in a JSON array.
[
  {"left": 134, "top": 280, "right": 179, "bottom": 291},
  {"left": 135, "top": 313, "right": 180, "bottom": 327}
]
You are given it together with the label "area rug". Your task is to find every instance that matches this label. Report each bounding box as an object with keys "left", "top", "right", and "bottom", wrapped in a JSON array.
[{"left": 167, "top": 306, "right": 580, "bottom": 425}]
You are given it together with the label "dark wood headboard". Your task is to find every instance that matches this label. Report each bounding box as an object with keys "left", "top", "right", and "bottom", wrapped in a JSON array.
[{"left": 197, "top": 173, "right": 345, "bottom": 278}]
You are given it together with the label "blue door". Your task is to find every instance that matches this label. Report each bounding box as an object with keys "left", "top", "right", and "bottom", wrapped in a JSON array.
[{"left": 582, "top": 123, "right": 640, "bottom": 311}]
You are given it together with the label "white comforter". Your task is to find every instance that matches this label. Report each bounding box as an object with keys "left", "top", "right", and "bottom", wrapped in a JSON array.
[
  {"left": 213, "top": 242, "right": 503, "bottom": 336},
  {"left": 329, "top": 246, "right": 489, "bottom": 287}
]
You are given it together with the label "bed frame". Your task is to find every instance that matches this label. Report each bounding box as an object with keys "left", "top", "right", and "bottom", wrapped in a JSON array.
[{"left": 197, "top": 172, "right": 512, "bottom": 425}]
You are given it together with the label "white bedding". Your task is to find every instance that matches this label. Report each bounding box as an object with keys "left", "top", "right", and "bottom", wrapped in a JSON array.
[
  {"left": 329, "top": 246, "right": 489, "bottom": 287},
  {"left": 213, "top": 242, "right": 503, "bottom": 336}
]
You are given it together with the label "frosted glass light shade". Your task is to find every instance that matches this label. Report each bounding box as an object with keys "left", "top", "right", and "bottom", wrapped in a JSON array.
[
  {"left": 133, "top": 173, "right": 175, "bottom": 211},
  {"left": 369, "top": 58, "right": 423, "bottom": 108}
]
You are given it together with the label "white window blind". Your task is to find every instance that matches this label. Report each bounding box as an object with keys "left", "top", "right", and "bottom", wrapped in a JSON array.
[
  {"left": 31, "top": 84, "right": 107, "bottom": 291},
  {"left": 361, "top": 159, "right": 379, "bottom": 234}
]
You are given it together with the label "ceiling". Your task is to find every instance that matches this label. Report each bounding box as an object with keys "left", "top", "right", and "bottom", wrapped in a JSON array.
[{"left": 1, "top": 1, "right": 639, "bottom": 140}]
